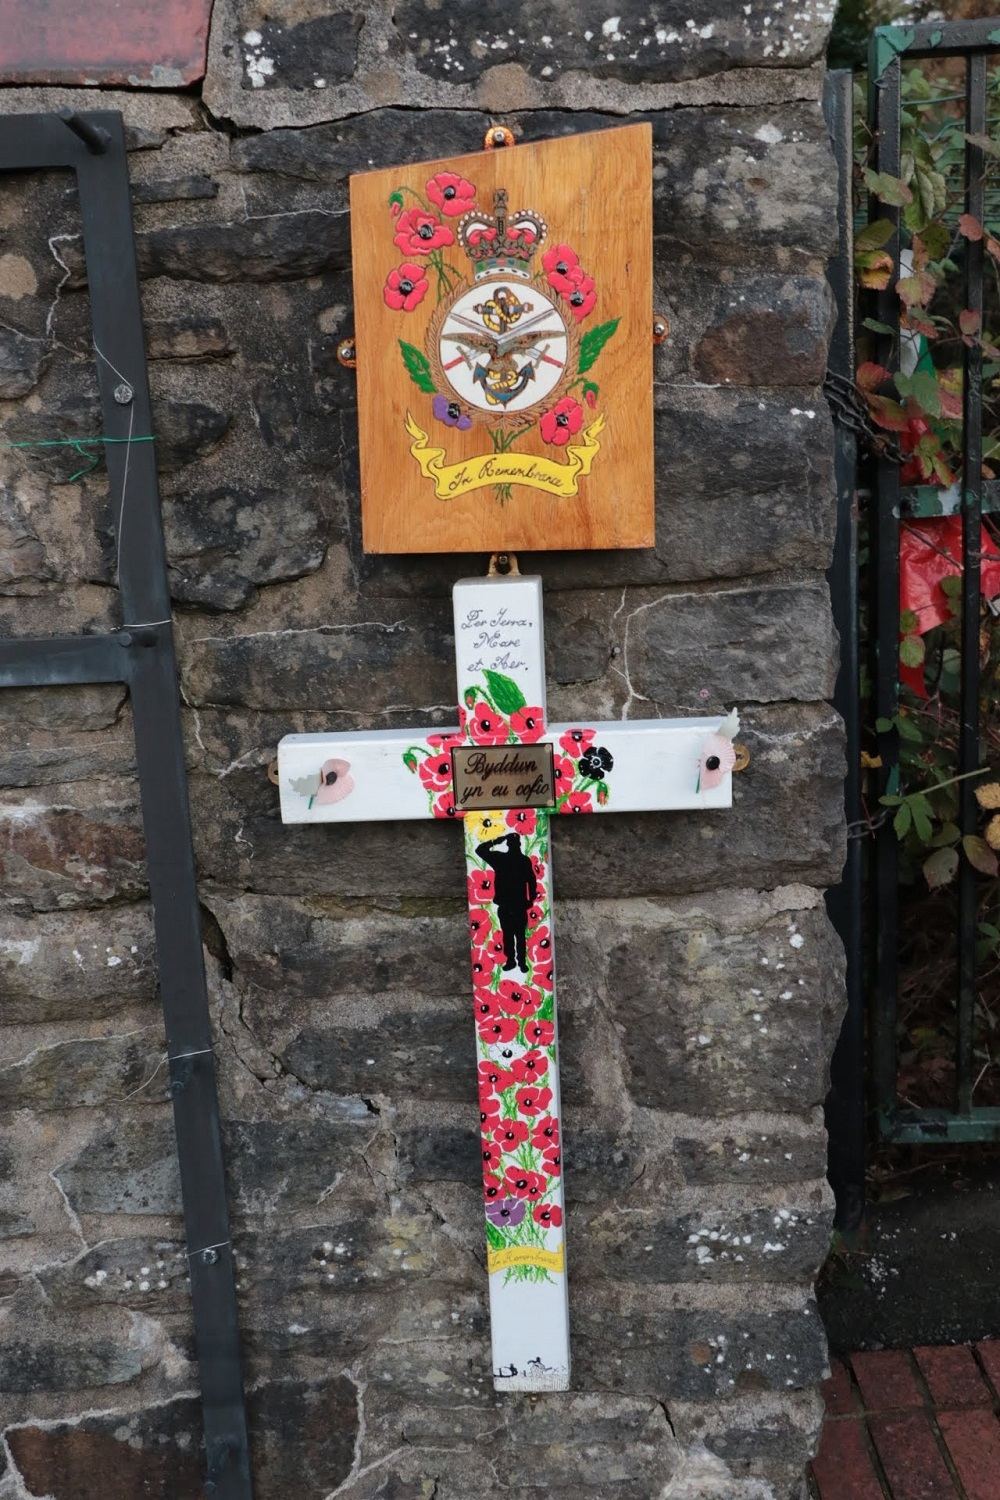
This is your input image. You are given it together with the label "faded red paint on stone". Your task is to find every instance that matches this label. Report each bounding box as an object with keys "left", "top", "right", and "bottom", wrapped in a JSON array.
[{"left": 0, "top": 0, "right": 212, "bottom": 87}]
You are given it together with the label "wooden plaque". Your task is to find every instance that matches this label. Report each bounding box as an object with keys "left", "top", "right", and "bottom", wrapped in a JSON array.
[{"left": 349, "top": 125, "right": 654, "bottom": 555}]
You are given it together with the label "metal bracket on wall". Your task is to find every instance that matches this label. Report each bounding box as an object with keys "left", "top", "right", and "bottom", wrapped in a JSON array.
[{"left": 0, "top": 111, "right": 253, "bottom": 1500}]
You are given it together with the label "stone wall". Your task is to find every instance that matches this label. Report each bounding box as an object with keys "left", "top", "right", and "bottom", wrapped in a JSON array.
[{"left": 0, "top": 4, "right": 845, "bottom": 1497}]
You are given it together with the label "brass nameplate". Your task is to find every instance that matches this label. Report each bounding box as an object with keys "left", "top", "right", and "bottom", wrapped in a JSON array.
[{"left": 451, "top": 743, "right": 555, "bottom": 811}]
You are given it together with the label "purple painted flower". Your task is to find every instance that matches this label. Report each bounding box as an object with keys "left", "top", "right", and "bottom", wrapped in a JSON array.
[
  {"left": 432, "top": 394, "right": 472, "bottom": 431},
  {"left": 486, "top": 1198, "right": 525, "bottom": 1229}
]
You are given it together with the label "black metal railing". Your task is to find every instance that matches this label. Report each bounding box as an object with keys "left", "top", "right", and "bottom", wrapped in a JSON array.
[
  {"left": 0, "top": 112, "right": 253, "bottom": 1497},
  {"left": 868, "top": 20, "right": 997, "bottom": 1146},
  {"left": 826, "top": 20, "right": 1000, "bottom": 1230}
]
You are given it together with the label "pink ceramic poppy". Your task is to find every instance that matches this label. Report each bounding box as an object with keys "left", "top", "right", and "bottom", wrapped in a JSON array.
[
  {"left": 697, "top": 733, "right": 736, "bottom": 792},
  {"left": 314, "top": 757, "right": 355, "bottom": 805}
]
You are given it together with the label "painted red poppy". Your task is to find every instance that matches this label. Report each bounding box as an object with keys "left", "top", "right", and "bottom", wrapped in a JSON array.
[
  {"left": 552, "top": 754, "right": 575, "bottom": 795},
  {"left": 560, "top": 727, "right": 596, "bottom": 756},
  {"left": 418, "top": 753, "right": 453, "bottom": 791},
  {"left": 471, "top": 948, "right": 500, "bottom": 985},
  {"left": 479, "top": 1015, "right": 520, "bottom": 1045},
  {"left": 509, "top": 706, "right": 545, "bottom": 743},
  {"left": 393, "top": 207, "right": 454, "bottom": 255},
  {"left": 533, "top": 1202, "right": 563, "bottom": 1228},
  {"left": 480, "top": 1060, "right": 516, "bottom": 1094},
  {"left": 565, "top": 266, "right": 597, "bottom": 321},
  {"left": 433, "top": 791, "right": 458, "bottom": 819},
  {"left": 505, "top": 806, "right": 538, "bottom": 835},
  {"left": 483, "top": 1172, "right": 503, "bottom": 1201},
  {"left": 504, "top": 1167, "right": 548, "bottom": 1201},
  {"left": 480, "top": 1093, "right": 501, "bottom": 1124},
  {"left": 524, "top": 1018, "right": 555, "bottom": 1047},
  {"left": 468, "top": 869, "right": 496, "bottom": 905},
  {"left": 542, "top": 1147, "right": 562, "bottom": 1177},
  {"left": 540, "top": 396, "right": 585, "bottom": 447},
  {"left": 482, "top": 1141, "right": 502, "bottom": 1172},
  {"left": 493, "top": 1117, "right": 529, "bottom": 1150},
  {"left": 542, "top": 243, "right": 580, "bottom": 294},
  {"left": 511, "top": 1048, "right": 549, "bottom": 1083},
  {"left": 383, "top": 261, "right": 429, "bottom": 312},
  {"left": 527, "top": 926, "right": 552, "bottom": 965},
  {"left": 530, "top": 1115, "right": 559, "bottom": 1151},
  {"left": 426, "top": 171, "right": 477, "bottom": 217},
  {"left": 561, "top": 791, "right": 594, "bottom": 814},
  {"left": 469, "top": 910, "right": 490, "bottom": 945},
  {"left": 473, "top": 990, "right": 501, "bottom": 1023},
  {"left": 468, "top": 702, "right": 510, "bottom": 746},
  {"left": 497, "top": 980, "right": 542, "bottom": 1017},
  {"left": 515, "top": 1084, "right": 553, "bottom": 1116}
]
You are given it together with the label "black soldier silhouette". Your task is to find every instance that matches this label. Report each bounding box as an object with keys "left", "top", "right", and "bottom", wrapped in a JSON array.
[{"left": 476, "top": 831, "right": 537, "bottom": 972}]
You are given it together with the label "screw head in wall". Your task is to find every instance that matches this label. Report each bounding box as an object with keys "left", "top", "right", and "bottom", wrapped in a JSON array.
[{"left": 114, "top": 382, "right": 133, "bottom": 404}]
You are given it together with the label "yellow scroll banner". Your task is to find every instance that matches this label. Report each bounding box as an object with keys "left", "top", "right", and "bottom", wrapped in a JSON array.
[
  {"left": 487, "top": 1244, "right": 565, "bottom": 1274},
  {"left": 406, "top": 412, "right": 605, "bottom": 500}
]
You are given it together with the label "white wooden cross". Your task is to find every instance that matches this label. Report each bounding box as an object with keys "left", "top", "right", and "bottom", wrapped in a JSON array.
[{"left": 277, "top": 571, "right": 738, "bottom": 1392}]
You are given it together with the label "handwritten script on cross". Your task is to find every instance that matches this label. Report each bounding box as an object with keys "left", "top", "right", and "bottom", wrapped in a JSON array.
[{"left": 278, "top": 573, "right": 738, "bottom": 1390}]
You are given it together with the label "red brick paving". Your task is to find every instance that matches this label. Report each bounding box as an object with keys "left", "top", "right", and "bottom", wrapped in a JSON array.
[
  {"left": 852, "top": 1350, "right": 926, "bottom": 1412},
  {"left": 869, "top": 1414, "right": 956, "bottom": 1500},
  {"left": 914, "top": 1346, "right": 991, "bottom": 1409},
  {"left": 938, "top": 1410, "right": 1000, "bottom": 1500},
  {"left": 809, "top": 1341, "right": 1000, "bottom": 1499},
  {"left": 812, "top": 1418, "right": 885, "bottom": 1500}
]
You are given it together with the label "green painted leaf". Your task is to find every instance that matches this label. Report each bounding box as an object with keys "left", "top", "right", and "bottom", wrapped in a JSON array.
[
  {"left": 485, "top": 1222, "right": 506, "bottom": 1251},
  {"left": 924, "top": 845, "right": 959, "bottom": 889},
  {"left": 399, "top": 339, "right": 436, "bottom": 394},
  {"left": 578, "top": 318, "right": 620, "bottom": 375},
  {"left": 403, "top": 749, "right": 419, "bottom": 773},
  {"left": 862, "top": 318, "right": 897, "bottom": 338},
  {"left": 483, "top": 669, "right": 526, "bottom": 716}
]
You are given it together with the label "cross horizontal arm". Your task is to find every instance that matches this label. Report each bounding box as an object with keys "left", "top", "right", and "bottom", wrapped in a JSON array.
[{"left": 278, "top": 717, "right": 733, "bottom": 824}]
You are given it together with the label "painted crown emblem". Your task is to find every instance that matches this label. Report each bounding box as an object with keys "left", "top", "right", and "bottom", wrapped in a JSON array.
[{"left": 457, "top": 189, "right": 548, "bottom": 281}]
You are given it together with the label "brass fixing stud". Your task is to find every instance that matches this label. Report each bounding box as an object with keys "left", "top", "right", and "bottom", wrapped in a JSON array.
[
  {"left": 484, "top": 125, "right": 515, "bottom": 150},
  {"left": 732, "top": 743, "right": 751, "bottom": 773},
  {"left": 487, "top": 552, "right": 520, "bottom": 576},
  {"left": 266, "top": 756, "right": 280, "bottom": 785},
  {"left": 652, "top": 314, "right": 670, "bottom": 344},
  {"left": 336, "top": 336, "right": 357, "bottom": 369}
]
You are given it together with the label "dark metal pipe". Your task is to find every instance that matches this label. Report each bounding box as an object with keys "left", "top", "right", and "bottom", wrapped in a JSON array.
[
  {"left": 956, "top": 53, "right": 987, "bottom": 1115},
  {"left": 823, "top": 69, "right": 866, "bottom": 1235},
  {"left": 867, "top": 43, "right": 902, "bottom": 1139},
  {"left": 56, "top": 107, "right": 109, "bottom": 154}
]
